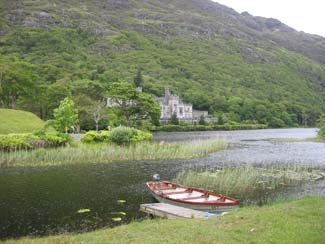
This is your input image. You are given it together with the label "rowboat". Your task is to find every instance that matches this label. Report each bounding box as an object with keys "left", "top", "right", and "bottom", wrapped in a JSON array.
[{"left": 146, "top": 177, "right": 240, "bottom": 213}]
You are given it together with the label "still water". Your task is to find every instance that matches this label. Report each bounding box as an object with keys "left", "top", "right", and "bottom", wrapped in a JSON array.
[{"left": 0, "top": 128, "right": 324, "bottom": 239}]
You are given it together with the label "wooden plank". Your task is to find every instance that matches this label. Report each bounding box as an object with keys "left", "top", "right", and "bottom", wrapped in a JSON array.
[{"left": 140, "top": 203, "right": 212, "bottom": 219}]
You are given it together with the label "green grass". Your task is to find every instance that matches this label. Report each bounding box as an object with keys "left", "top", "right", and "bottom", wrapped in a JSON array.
[
  {"left": 0, "top": 109, "right": 46, "bottom": 134},
  {"left": 176, "top": 166, "right": 324, "bottom": 205},
  {"left": 5, "top": 197, "right": 325, "bottom": 244},
  {"left": 0, "top": 139, "right": 226, "bottom": 167}
]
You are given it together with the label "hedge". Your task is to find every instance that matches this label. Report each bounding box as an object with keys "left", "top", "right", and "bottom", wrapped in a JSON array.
[
  {"left": 81, "top": 127, "right": 153, "bottom": 145},
  {"left": 0, "top": 133, "right": 72, "bottom": 152}
]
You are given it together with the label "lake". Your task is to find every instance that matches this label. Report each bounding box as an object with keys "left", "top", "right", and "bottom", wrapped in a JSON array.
[{"left": 0, "top": 128, "right": 324, "bottom": 239}]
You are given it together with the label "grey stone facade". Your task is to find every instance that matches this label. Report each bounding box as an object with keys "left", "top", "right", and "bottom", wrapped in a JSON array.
[{"left": 155, "top": 87, "right": 208, "bottom": 123}]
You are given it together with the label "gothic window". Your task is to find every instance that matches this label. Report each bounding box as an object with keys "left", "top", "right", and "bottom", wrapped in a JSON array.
[{"left": 179, "top": 107, "right": 183, "bottom": 115}]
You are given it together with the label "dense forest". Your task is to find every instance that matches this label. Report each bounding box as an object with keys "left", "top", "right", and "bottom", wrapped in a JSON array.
[{"left": 0, "top": 0, "right": 325, "bottom": 129}]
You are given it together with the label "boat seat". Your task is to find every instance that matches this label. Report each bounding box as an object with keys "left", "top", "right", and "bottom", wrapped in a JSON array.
[
  {"left": 162, "top": 189, "right": 193, "bottom": 195},
  {"left": 178, "top": 193, "right": 209, "bottom": 201},
  {"left": 157, "top": 186, "right": 177, "bottom": 190}
]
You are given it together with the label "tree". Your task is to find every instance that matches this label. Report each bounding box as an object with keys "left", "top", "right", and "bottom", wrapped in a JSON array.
[
  {"left": 170, "top": 113, "right": 179, "bottom": 125},
  {"left": 88, "top": 100, "right": 107, "bottom": 132},
  {"left": 53, "top": 97, "right": 78, "bottom": 133},
  {"left": 107, "top": 82, "right": 160, "bottom": 126},
  {"left": 318, "top": 114, "right": 325, "bottom": 138},
  {"left": 133, "top": 92, "right": 160, "bottom": 126},
  {"left": 217, "top": 113, "right": 225, "bottom": 125},
  {"left": 45, "top": 81, "right": 71, "bottom": 119},
  {"left": 199, "top": 115, "right": 206, "bottom": 125},
  {"left": 0, "top": 62, "right": 37, "bottom": 109},
  {"left": 133, "top": 68, "right": 144, "bottom": 88}
]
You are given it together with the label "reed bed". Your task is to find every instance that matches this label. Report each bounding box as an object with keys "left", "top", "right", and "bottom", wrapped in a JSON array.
[
  {"left": 176, "top": 165, "right": 324, "bottom": 205},
  {"left": 0, "top": 139, "right": 226, "bottom": 168}
]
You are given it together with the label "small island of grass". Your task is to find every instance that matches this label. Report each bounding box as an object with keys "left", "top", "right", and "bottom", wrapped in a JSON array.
[{"left": 0, "top": 136, "right": 226, "bottom": 168}]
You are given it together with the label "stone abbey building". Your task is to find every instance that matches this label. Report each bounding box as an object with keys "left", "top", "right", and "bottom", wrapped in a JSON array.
[{"left": 155, "top": 87, "right": 208, "bottom": 123}]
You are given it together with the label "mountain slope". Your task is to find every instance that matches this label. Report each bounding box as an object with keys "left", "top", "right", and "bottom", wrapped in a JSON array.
[{"left": 0, "top": 0, "right": 324, "bottom": 126}]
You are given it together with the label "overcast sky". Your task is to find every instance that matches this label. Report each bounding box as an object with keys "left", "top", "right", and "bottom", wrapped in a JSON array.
[{"left": 212, "top": 0, "right": 325, "bottom": 37}]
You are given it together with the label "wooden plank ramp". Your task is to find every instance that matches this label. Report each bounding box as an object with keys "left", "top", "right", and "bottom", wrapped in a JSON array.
[{"left": 140, "top": 203, "right": 220, "bottom": 219}]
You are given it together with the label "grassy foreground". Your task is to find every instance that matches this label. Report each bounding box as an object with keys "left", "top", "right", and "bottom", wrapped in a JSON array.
[
  {"left": 0, "top": 109, "right": 47, "bottom": 134},
  {"left": 0, "top": 139, "right": 226, "bottom": 167},
  {"left": 6, "top": 197, "right": 325, "bottom": 244}
]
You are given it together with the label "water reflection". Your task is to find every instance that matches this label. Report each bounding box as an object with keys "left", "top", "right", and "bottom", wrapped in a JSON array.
[{"left": 0, "top": 128, "right": 324, "bottom": 239}]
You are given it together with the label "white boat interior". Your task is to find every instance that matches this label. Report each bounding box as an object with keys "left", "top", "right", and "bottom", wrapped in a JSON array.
[{"left": 157, "top": 187, "right": 234, "bottom": 203}]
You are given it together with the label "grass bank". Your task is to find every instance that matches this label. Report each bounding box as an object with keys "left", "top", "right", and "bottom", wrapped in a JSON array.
[
  {"left": 5, "top": 197, "right": 325, "bottom": 244},
  {"left": 0, "top": 139, "right": 226, "bottom": 168},
  {"left": 176, "top": 166, "right": 324, "bottom": 205},
  {"left": 0, "top": 109, "right": 47, "bottom": 134}
]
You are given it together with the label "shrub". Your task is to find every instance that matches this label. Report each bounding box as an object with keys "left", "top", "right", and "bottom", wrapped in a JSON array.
[
  {"left": 81, "top": 131, "right": 110, "bottom": 143},
  {"left": 319, "top": 128, "right": 325, "bottom": 138},
  {"left": 81, "top": 128, "right": 152, "bottom": 145},
  {"left": 109, "top": 127, "right": 138, "bottom": 145},
  {"left": 0, "top": 135, "right": 32, "bottom": 152},
  {"left": 131, "top": 130, "right": 153, "bottom": 143},
  {"left": 40, "top": 133, "right": 72, "bottom": 147},
  {"left": 0, "top": 133, "right": 71, "bottom": 151}
]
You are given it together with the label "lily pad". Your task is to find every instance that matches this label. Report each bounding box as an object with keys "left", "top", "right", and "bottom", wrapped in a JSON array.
[
  {"left": 77, "top": 208, "right": 91, "bottom": 213},
  {"left": 112, "top": 217, "right": 122, "bottom": 222},
  {"left": 111, "top": 211, "right": 127, "bottom": 215}
]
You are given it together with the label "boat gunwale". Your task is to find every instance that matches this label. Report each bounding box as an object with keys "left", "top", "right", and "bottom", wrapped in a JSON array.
[{"left": 146, "top": 181, "right": 240, "bottom": 206}]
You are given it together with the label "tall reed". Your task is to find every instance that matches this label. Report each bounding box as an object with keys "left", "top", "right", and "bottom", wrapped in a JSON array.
[
  {"left": 0, "top": 139, "right": 226, "bottom": 168},
  {"left": 176, "top": 165, "right": 324, "bottom": 205}
]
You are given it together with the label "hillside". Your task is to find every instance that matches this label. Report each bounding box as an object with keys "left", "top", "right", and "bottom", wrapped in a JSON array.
[
  {"left": 0, "top": 109, "right": 46, "bottom": 134},
  {"left": 0, "top": 0, "right": 325, "bottom": 127}
]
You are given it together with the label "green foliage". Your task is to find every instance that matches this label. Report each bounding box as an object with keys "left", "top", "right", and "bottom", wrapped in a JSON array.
[
  {"left": 0, "top": 132, "right": 71, "bottom": 152},
  {"left": 170, "top": 113, "right": 179, "bottom": 125},
  {"left": 318, "top": 114, "right": 325, "bottom": 138},
  {"left": 109, "top": 127, "right": 139, "bottom": 145},
  {"left": 0, "top": 62, "right": 38, "bottom": 109},
  {"left": 53, "top": 97, "right": 78, "bottom": 133},
  {"left": 81, "top": 127, "right": 152, "bottom": 145},
  {"left": 107, "top": 82, "right": 160, "bottom": 126},
  {"left": 131, "top": 130, "right": 153, "bottom": 143},
  {"left": 81, "top": 131, "right": 110, "bottom": 143},
  {"left": 0, "top": 1, "right": 324, "bottom": 128},
  {"left": 0, "top": 135, "right": 32, "bottom": 152},
  {"left": 198, "top": 115, "right": 206, "bottom": 125},
  {"left": 217, "top": 113, "right": 225, "bottom": 125},
  {"left": 133, "top": 68, "right": 144, "bottom": 87},
  {"left": 37, "top": 132, "right": 72, "bottom": 147}
]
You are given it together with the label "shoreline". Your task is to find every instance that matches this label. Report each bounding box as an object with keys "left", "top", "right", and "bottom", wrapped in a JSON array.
[{"left": 4, "top": 196, "right": 325, "bottom": 244}]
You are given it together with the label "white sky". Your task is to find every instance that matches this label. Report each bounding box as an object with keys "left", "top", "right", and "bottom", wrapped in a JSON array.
[{"left": 212, "top": 0, "right": 325, "bottom": 37}]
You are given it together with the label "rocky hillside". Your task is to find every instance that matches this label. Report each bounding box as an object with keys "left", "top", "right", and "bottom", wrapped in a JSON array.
[{"left": 0, "top": 0, "right": 325, "bottom": 126}]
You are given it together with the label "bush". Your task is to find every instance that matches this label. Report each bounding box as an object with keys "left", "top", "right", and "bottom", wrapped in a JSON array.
[
  {"left": 39, "top": 133, "right": 72, "bottom": 147},
  {"left": 0, "top": 133, "right": 72, "bottom": 151},
  {"left": 319, "top": 128, "right": 325, "bottom": 138},
  {"left": 131, "top": 130, "right": 153, "bottom": 143},
  {"left": 81, "top": 131, "right": 110, "bottom": 143},
  {"left": 109, "top": 127, "right": 138, "bottom": 145},
  {"left": 80, "top": 128, "right": 152, "bottom": 145},
  {"left": 0, "top": 136, "right": 32, "bottom": 152}
]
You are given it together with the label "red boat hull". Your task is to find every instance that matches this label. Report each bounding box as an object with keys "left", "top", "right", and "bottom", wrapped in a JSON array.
[{"left": 147, "top": 181, "right": 240, "bottom": 212}]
